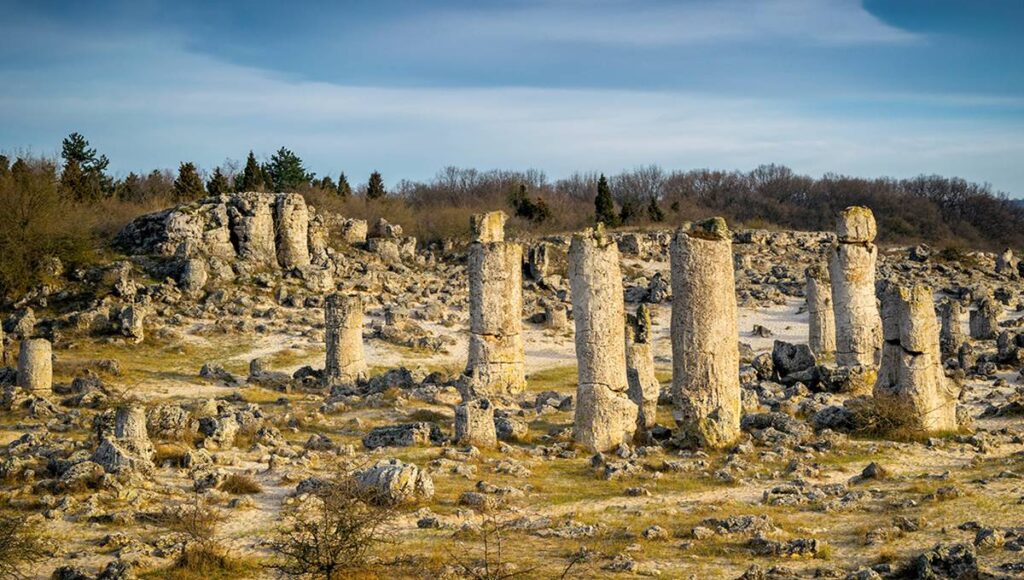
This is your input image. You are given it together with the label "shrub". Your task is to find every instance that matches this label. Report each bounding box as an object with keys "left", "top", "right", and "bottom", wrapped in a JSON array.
[
  {"left": 219, "top": 473, "right": 263, "bottom": 495},
  {"left": 0, "top": 514, "right": 48, "bottom": 579},
  {"left": 267, "top": 468, "right": 399, "bottom": 578}
]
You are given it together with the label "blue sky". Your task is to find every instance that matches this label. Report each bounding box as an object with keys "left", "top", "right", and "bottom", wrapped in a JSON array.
[{"left": 1, "top": 0, "right": 1022, "bottom": 193}]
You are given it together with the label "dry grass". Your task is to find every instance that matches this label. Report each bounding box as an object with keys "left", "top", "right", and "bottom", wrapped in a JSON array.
[{"left": 218, "top": 474, "right": 263, "bottom": 495}]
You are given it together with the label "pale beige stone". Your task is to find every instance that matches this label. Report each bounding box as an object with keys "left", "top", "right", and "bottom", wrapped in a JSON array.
[
  {"left": 568, "top": 226, "right": 638, "bottom": 452},
  {"left": 805, "top": 264, "right": 836, "bottom": 357},
  {"left": 874, "top": 284, "right": 960, "bottom": 433},
  {"left": 454, "top": 398, "right": 497, "bottom": 448},
  {"left": 17, "top": 338, "right": 52, "bottom": 395},
  {"left": 670, "top": 217, "right": 741, "bottom": 449},
  {"left": 829, "top": 207, "right": 881, "bottom": 367},
  {"left": 626, "top": 304, "right": 659, "bottom": 435},
  {"left": 324, "top": 293, "right": 368, "bottom": 385},
  {"left": 938, "top": 299, "right": 966, "bottom": 358},
  {"left": 274, "top": 193, "right": 311, "bottom": 270},
  {"left": 465, "top": 213, "right": 525, "bottom": 396},
  {"left": 470, "top": 211, "right": 507, "bottom": 243}
]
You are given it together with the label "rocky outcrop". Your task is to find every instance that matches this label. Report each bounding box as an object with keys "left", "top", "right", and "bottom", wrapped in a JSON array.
[
  {"left": 829, "top": 207, "right": 882, "bottom": 367},
  {"left": 625, "top": 304, "right": 659, "bottom": 437},
  {"left": 324, "top": 293, "right": 367, "bottom": 386},
  {"left": 355, "top": 459, "right": 434, "bottom": 505},
  {"left": 17, "top": 338, "right": 52, "bottom": 395},
  {"left": 568, "top": 225, "right": 638, "bottom": 452},
  {"left": 805, "top": 264, "right": 835, "bottom": 357},
  {"left": 874, "top": 283, "right": 960, "bottom": 433},
  {"left": 454, "top": 398, "right": 497, "bottom": 448},
  {"left": 465, "top": 212, "right": 526, "bottom": 397},
  {"left": 671, "top": 218, "right": 741, "bottom": 449},
  {"left": 969, "top": 296, "right": 1000, "bottom": 340},
  {"left": 938, "top": 299, "right": 966, "bottom": 358}
]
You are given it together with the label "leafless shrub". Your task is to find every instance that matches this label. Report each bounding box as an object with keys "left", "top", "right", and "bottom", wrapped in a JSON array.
[
  {"left": 219, "top": 473, "right": 263, "bottom": 495},
  {"left": 0, "top": 514, "right": 48, "bottom": 579},
  {"left": 267, "top": 468, "right": 399, "bottom": 578}
]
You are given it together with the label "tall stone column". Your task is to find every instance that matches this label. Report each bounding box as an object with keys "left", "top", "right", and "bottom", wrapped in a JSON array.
[
  {"left": 17, "top": 338, "right": 52, "bottom": 395},
  {"left": 805, "top": 264, "right": 836, "bottom": 357},
  {"left": 938, "top": 299, "right": 966, "bottom": 358},
  {"left": 324, "top": 293, "right": 368, "bottom": 386},
  {"left": 465, "top": 212, "right": 526, "bottom": 396},
  {"left": 671, "top": 218, "right": 741, "bottom": 449},
  {"left": 568, "top": 226, "right": 637, "bottom": 452},
  {"left": 274, "top": 193, "right": 311, "bottom": 270},
  {"left": 626, "top": 304, "right": 659, "bottom": 437},
  {"left": 874, "top": 283, "right": 960, "bottom": 433},
  {"left": 969, "top": 296, "right": 1000, "bottom": 340},
  {"left": 829, "top": 207, "right": 882, "bottom": 367}
]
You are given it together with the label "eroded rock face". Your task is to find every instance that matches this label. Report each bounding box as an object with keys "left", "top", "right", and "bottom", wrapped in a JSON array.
[
  {"left": 228, "top": 192, "right": 277, "bottom": 267},
  {"left": 829, "top": 207, "right": 881, "bottom": 367},
  {"left": 670, "top": 218, "right": 741, "bottom": 449},
  {"left": 454, "top": 398, "right": 497, "bottom": 448},
  {"left": 17, "top": 338, "right": 52, "bottom": 395},
  {"left": 569, "top": 226, "right": 638, "bottom": 452},
  {"left": 805, "top": 264, "right": 835, "bottom": 357},
  {"left": 625, "top": 304, "right": 659, "bottom": 436},
  {"left": 874, "top": 283, "right": 960, "bottom": 433},
  {"left": 324, "top": 293, "right": 367, "bottom": 386},
  {"left": 465, "top": 212, "right": 526, "bottom": 397},
  {"left": 274, "top": 193, "right": 311, "bottom": 270},
  {"left": 939, "top": 299, "right": 967, "bottom": 358},
  {"left": 93, "top": 406, "right": 154, "bottom": 474},
  {"left": 355, "top": 459, "right": 434, "bottom": 505},
  {"left": 969, "top": 296, "right": 1000, "bottom": 340}
]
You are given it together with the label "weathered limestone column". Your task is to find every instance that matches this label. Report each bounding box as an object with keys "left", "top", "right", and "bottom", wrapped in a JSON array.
[
  {"left": 969, "top": 296, "right": 1000, "bottom": 340},
  {"left": 454, "top": 398, "right": 497, "bottom": 448},
  {"left": 229, "top": 192, "right": 277, "bottom": 267},
  {"left": 874, "top": 283, "right": 960, "bottom": 433},
  {"left": 939, "top": 299, "right": 967, "bottom": 358},
  {"left": 568, "top": 225, "right": 638, "bottom": 452},
  {"left": 626, "top": 304, "right": 659, "bottom": 436},
  {"left": 324, "top": 293, "right": 368, "bottom": 385},
  {"left": 17, "top": 338, "right": 52, "bottom": 395},
  {"left": 829, "top": 207, "right": 882, "bottom": 367},
  {"left": 274, "top": 193, "right": 311, "bottom": 270},
  {"left": 805, "top": 264, "right": 836, "bottom": 357},
  {"left": 465, "top": 212, "right": 526, "bottom": 396},
  {"left": 996, "top": 248, "right": 1018, "bottom": 276},
  {"left": 671, "top": 218, "right": 741, "bottom": 449},
  {"left": 115, "top": 405, "right": 155, "bottom": 461}
]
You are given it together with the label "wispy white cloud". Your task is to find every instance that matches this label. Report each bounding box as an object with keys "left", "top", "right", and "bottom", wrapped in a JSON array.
[
  {"left": 0, "top": 12, "right": 1020, "bottom": 193},
  {"left": 407, "top": 0, "right": 921, "bottom": 47}
]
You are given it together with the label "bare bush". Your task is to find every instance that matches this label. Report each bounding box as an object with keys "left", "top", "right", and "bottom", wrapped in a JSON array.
[
  {"left": 0, "top": 514, "right": 48, "bottom": 579},
  {"left": 219, "top": 473, "right": 263, "bottom": 495},
  {"left": 267, "top": 469, "right": 399, "bottom": 578}
]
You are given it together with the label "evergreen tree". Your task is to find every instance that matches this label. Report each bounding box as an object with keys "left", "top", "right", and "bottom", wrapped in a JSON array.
[
  {"left": 318, "top": 175, "right": 336, "bottom": 191},
  {"left": 115, "top": 172, "right": 145, "bottom": 202},
  {"left": 619, "top": 198, "right": 641, "bottom": 225},
  {"left": 594, "top": 174, "right": 618, "bottom": 227},
  {"left": 60, "top": 132, "right": 111, "bottom": 200},
  {"left": 238, "top": 151, "right": 265, "bottom": 192},
  {"left": 647, "top": 196, "right": 665, "bottom": 222},
  {"left": 173, "top": 162, "right": 206, "bottom": 201},
  {"left": 0, "top": 155, "right": 9, "bottom": 177},
  {"left": 207, "top": 167, "right": 231, "bottom": 196},
  {"left": 337, "top": 172, "right": 352, "bottom": 198},
  {"left": 366, "top": 171, "right": 386, "bottom": 199},
  {"left": 266, "top": 147, "right": 313, "bottom": 192}
]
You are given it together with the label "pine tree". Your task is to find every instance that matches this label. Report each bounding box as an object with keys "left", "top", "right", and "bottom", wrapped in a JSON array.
[
  {"left": 594, "top": 174, "right": 618, "bottom": 227},
  {"left": 60, "top": 132, "right": 111, "bottom": 200},
  {"left": 115, "top": 172, "right": 145, "bottom": 202},
  {"left": 266, "top": 147, "right": 313, "bottom": 192},
  {"left": 207, "top": 167, "right": 231, "bottom": 196},
  {"left": 337, "top": 172, "right": 352, "bottom": 198},
  {"left": 647, "top": 196, "right": 665, "bottom": 222},
  {"left": 366, "top": 171, "right": 386, "bottom": 199},
  {"left": 238, "top": 151, "right": 265, "bottom": 192},
  {"left": 173, "top": 162, "right": 206, "bottom": 201},
  {"left": 318, "top": 175, "right": 336, "bottom": 191}
]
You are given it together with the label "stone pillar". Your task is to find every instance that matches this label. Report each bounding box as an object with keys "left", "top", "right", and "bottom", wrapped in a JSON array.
[
  {"left": 274, "top": 193, "right": 311, "bottom": 270},
  {"left": 874, "top": 284, "right": 960, "bottom": 433},
  {"left": 626, "top": 304, "right": 659, "bottom": 436},
  {"left": 938, "top": 299, "right": 966, "bottom": 358},
  {"left": 465, "top": 212, "right": 526, "bottom": 396},
  {"left": 670, "top": 218, "right": 741, "bottom": 449},
  {"left": 568, "top": 225, "right": 638, "bottom": 452},
  {"left": 229, "top": 192, "right": 277, "bottom": 267},
  {"left": 996, "top": 248, "right": 1018, "bottom": 277},
  {"left": 17, "top": 338, "right": 52, "bottom": 395},
  {"left": 829, "top": 206, "right": 882, "bottom": 367},
  {"left": 324, "top": 293, "right": 368, "bottom": 386},
  {"left": 969, "top": 296, "right": 1000, "bottom": 340},
  {"left": 805, "top": 264, "right": 836, "bottom": 357},
  {"left": 115, "top": 405, "right": 155, "bottom": 461},
  {"left": 454, "top": 398, "right": 497, "bottom": 449},
  {"left": 527, "top": 242, "right": 550, "bottom": 282}
]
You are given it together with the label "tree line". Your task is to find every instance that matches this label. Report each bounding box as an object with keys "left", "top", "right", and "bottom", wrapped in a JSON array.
[{"left": 2, "top": 131, "right": 1023, "bottom": 300}]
